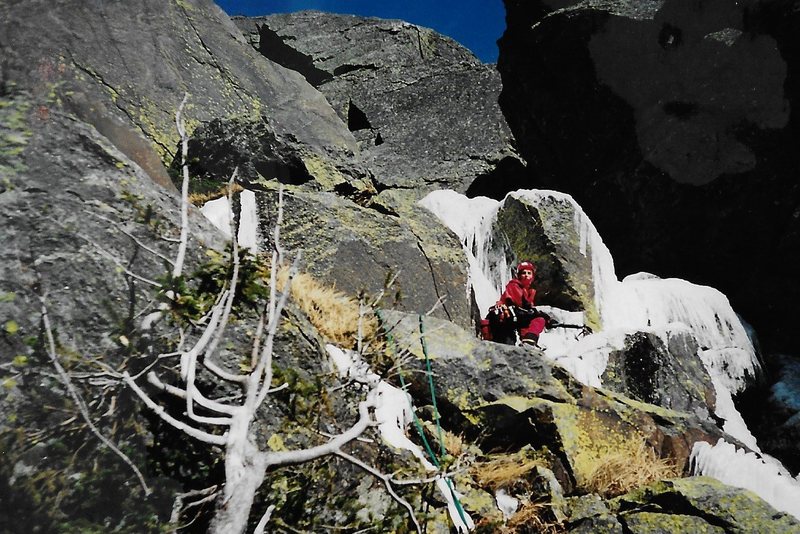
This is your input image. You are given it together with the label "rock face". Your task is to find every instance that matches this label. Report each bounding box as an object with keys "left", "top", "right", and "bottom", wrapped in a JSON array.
[
  {"left": 235, "top": 11, "right": 525, "bottom": 195},
  {"left": 497, "top": 0, "right": 800, "bottom": 351},
  {"left": 611, "top": 477, "right": 800, "bottom": 533},
  {"left": 491, "top": 192, "right": 606, "bottom": 330},
  {"left": 254, "top": 185, "right": 474, "bottom": 329},
  {"left": 602, "top": 328, "right": 716, "bottom": 419},
  {"left": 383, "top": 310, "right": 728, "bottom": 492},
  {"left": 0, "top": 0, "right": 361, "bottom": 190}
]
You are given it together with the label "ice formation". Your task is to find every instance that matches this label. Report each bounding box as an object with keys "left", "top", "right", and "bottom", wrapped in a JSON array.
[
  {"left": 691, "top": 440, "right": 800, "bottom": 520},
  {"left": 200, "top": 190, "right": 260, "bottom": 251},
  {"left": 420, "top": 189, "right": 760, "bottom": 394},
  {"left": 420, "top": 189, "right": 787, "bottom": 514}
]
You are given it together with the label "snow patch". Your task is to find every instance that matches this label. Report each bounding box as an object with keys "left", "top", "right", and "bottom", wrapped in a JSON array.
[
  {"left": 200, "top": 196, "right": 234, "bottom": 238},
  {"left": 495, "top": 488, "right": 519, "bottom": 520},
  {"left": 237, "top": 189, "right": 259, "bottom": 251},
  {"left": 201, "top": 190, "right": 260, "bottom": 251}
]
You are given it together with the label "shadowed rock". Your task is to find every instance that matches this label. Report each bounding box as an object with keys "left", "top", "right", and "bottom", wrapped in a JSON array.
[
  {"left": 497, "top": 0, "right": 800, "bottom": 352},
  {"left": 602, "top": 328, "right": 716, "bottom": 419}
]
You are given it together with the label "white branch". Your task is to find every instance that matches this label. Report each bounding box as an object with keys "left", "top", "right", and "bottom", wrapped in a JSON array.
[
  {"left": 254, "top": 253, "right": 301, "bottom": 410},
  {"left": 147, "top": 372, "right": 237, "bottom": 419},
  {"left": 40, "top": 295, "right": 152, "bottom": 495},
  {"left": 173, "top": 92, "right": 190, "bottom": 278},
  {"left": 122, "top": 371, "right": 227, "bottom": 446},
  {"left": 335, "top": 450, "right": 422, "bottom": 534},
  {"left": 169, "top": 485, "right": 218, "bottom": 531},
  {"left": 253, "top": 504, "right": 276, "bottom": 534},
  {"left": 265, "top": 399, "right": 373, "bottom": 467},
  {"left": 201, "top": 170, "right": 249, "bottom": 385}
]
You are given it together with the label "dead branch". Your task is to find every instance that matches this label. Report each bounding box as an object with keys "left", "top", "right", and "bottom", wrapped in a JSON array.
[
  {"left": 335, "top": 450, "right": 422, "bottom": 534},
  {"left": 39, "top": 294, "right": 151, "bottom": 495}
]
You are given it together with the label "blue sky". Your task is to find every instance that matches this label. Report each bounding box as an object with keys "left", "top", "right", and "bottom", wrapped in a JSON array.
[{"left": 216, "top": 0, "right": 506, "bottom": 63}]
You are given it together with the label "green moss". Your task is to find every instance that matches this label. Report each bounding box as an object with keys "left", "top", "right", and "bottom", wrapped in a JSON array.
[
  {"left": 0, "top": 96, "right": 32, "bottom": 178},
  {"left": 600, "top": 388, "right": 687, "bottom": 421}
]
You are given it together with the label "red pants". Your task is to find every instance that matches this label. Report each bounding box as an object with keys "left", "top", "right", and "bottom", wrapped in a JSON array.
[{"left": 521, "top": 317, "right": 546, "bottom": 339}]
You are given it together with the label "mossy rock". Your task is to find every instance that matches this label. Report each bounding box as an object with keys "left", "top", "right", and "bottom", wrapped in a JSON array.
[{"left": 613, "top": 477, "right": 800, "bottom": 533}]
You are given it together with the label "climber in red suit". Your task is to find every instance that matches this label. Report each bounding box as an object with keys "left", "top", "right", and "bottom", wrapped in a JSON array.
[{"left": 492, "top": 261, "right": 548, "bottom": 345}]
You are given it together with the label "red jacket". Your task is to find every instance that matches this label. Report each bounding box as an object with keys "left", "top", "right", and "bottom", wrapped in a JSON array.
[{"left": 497, "top": 278, "right": 536, "bottom": 309}]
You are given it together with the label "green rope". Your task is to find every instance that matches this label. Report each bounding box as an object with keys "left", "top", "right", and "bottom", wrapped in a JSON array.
[
  {"left": 376, "top": 310, "right": 440, "bottom": 468},
  {"left": 418, "top": 315, "right": 468, "bottom": 527},
  {"left": 374, "top": 309, "right": 469, "bottom": 528},
  {"left": 419, "top": 314, "right": 446, "bottom": 460}
]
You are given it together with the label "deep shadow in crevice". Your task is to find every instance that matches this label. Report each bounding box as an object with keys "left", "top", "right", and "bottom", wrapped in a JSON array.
[
  {"left": 333, "top": 63, "right": 379, "bottom": 76},
  {"left": 347, "top": 100, "right": 372, "bottom": 132},
  {"left": 663, "top": 100, "right": 698, "bottom": 119},
  {"left": 465, "top": 156, "right": 530, "bottom": 199},
  {"left": 257, "top": 24, "right": 331, "bottom": 87}
]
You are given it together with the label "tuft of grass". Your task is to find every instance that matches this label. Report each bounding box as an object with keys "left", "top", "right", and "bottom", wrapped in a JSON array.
[
  {"left": 278, "top": 270, "right": 378, "bottom": 349},
  {"left": 188, "top": 182, "right": 243, "bottom": 206},
  {"left": 500, "top": 501, "right": 564, "bottom": 534},
  {"left": 471, "top": 454, "right": 545, "bottom": 492},
  {"left": 584, "top": 441, "right": 681, "bottom": 498}
]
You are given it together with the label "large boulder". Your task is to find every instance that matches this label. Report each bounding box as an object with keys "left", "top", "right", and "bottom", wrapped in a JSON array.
[
  {"left": 252, "top": 185, "right": 473, "bottom": 329},
  {"left": 601, "top": 328, "right": 717, "bottom": 419},
  {"left": 179, "top": 116, "right": 375, "bottom": 197},
  {"left": 611, "top": 477, "right": 800, "bottom": 533},
  {"left": 235, "top": 11, "right": 525, "bottom": 195},
  {"left": 497, "top": 0, "right": 800, "bottom": 351},
  {"left": 490, "top": 191, "right": 608, "bottom": 330}
]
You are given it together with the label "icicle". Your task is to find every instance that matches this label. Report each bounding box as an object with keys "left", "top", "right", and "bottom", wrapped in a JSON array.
[{"left": 237, "top": 189, "right": 259, "bottom": 251}]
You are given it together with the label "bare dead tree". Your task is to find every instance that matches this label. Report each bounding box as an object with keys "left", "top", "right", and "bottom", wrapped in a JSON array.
[{"left": 39, "top": 95, "right": 435, "bottom": 533}]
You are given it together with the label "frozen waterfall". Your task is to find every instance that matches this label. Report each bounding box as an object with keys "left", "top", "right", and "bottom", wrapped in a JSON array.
[{"left": 420, "top": 189, "right": 800, "bottom": 520}]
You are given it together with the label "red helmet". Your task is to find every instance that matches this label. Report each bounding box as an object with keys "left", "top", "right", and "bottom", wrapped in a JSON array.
[{"left": 516, "top": 261, "right": 536, "bottom": 275}]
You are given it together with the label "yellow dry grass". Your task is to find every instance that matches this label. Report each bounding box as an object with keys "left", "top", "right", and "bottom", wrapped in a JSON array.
[
  {"left": 188, "top": 182, "right": 243, "bottom": 206},
  {"left": 585, "top": 441, "right": 681, "bottom": 498},
  {"left": 471, "top": 455, "right": 545, "bottom": 492},
  {"left": 499, "top": 501, "right": 564, "bottom": 534},
  {"left": 278, "top": 269, "right": 378, "bottom": 348}
]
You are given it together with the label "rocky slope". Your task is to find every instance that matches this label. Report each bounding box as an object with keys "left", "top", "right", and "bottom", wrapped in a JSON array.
[{"left": 1, "top": 0, "right": 798, "bottom": 532}]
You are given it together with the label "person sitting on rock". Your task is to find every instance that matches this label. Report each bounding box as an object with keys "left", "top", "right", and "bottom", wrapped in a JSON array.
[{"left": 490, "top": 260, "right": 549, "bottom": 346}]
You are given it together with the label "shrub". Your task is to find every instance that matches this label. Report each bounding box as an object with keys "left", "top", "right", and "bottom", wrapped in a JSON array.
[
  {"left": 499, "top": 502, "right": 563, "bottom": 534},
  {"left": 278, "top": 270, "right": 378, "bottom": 349}
]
